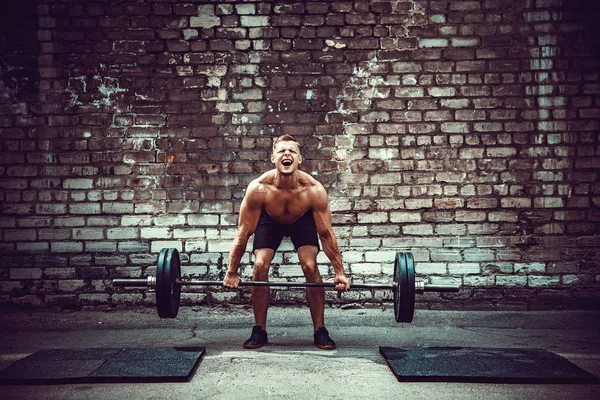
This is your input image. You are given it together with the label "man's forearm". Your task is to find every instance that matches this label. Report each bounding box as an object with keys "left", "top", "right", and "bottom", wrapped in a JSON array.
[
  {"left": 321, "top": 236, "right": 345, "bottom": 275},
  {"left": 227, "top": 237, "right": 249, "bottom": 274}
]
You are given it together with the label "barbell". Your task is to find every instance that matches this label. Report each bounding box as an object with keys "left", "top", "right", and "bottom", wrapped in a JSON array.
[{"left": 113, "top": 248, "right": 461, "bottom": 323}]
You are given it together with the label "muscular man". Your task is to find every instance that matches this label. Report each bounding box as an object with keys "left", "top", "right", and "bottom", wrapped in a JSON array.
[{"left": 223, "top": 134, "right": 351, "bottom": 350}]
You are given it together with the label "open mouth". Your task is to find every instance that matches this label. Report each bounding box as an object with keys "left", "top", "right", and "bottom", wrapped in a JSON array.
[{"left": 282, "top": 160, "right": 293, "bottom": 166}]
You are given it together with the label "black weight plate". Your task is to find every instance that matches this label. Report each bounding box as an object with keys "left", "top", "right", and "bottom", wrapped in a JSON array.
[
  {"left": 156, "top": 248, "right": 181, "bottom": 318},
  {"left": 403, "top": 252, "right": 415, "bottom": 323},
  {"left": 397, "top": 252, "right": 411, "bottom": 323},
  {"left": 156, "top": 248, "right": 168, "bottom": 318},
  {"left": 168, "top": 248, "right": 181, "bottom": 318},
  {"left": 393, "top": 252, "right": 402, "bottom": 322}
]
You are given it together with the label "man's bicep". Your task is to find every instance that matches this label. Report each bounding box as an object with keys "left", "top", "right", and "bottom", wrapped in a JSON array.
[
  {"left": 312, "top": 191, "right": 334, "bottom": 237},
  {"left": 237, "top": 190, "right": 262, "bottom": 237}
]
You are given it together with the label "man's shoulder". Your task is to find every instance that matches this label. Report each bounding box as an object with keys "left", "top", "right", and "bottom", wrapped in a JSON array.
[
  {"left": 298, "top": 171, "right": 325, "bottom": 192},
  {"left": 246, "top": 171, "right": 277, "bottom": 197},
  {"left": 255, "top": 170, "right": 276, "bottom": 185}
]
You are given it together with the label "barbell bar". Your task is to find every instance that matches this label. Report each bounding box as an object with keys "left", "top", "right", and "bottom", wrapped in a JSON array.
[
  {"left": 113, "top": 278, "right": 457, "bottom": 292},
  {"left": 113, "top": 248, "right": 460, "bottom": 323}
]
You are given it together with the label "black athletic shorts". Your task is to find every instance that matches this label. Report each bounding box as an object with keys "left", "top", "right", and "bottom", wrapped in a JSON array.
[{"left": 252, "top": 208, "right": 320, "bottom": 253}]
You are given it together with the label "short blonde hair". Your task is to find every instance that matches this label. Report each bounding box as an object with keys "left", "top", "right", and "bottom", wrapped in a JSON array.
[{"left": 272, "top": 134, "right": 300, "bottom": 153}]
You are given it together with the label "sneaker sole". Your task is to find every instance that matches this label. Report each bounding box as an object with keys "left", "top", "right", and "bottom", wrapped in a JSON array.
[
  {"left": 316, "top": 344, "right": 336, "bottom": 350},
  {"left": 243, "top": 343, "right": 267, "bottom": 349}
]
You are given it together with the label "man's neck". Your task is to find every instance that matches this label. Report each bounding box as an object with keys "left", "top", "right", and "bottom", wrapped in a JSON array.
[{"left": 273, "top": 170, "right": 299, "bottom": 190}]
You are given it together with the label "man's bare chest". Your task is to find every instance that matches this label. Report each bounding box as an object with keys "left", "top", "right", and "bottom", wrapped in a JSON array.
[{"left": 263, "top": 190, "right": 311, "bottom": 224}]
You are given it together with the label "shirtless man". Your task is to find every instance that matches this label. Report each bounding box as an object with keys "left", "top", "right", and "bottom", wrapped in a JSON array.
[{"left": 223, "top": 134, "right": 351, "bottom": 350}]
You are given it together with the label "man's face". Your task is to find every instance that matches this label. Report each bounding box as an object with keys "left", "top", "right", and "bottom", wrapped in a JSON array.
[{"left": 271, "top": 140, "right": 302, "bottom": 175}]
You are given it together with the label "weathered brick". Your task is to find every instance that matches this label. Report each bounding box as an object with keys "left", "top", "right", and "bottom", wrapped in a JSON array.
[{"left": 0, "top": 0, "right": 597, "bottom": 311}]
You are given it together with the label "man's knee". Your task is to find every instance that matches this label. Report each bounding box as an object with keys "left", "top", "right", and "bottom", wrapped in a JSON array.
[
  {"left": 253, "top": 258, "right": 271, "bottom": 280},
  {"left": 301, "top": 260, "right": 321, "bottom": 281}
]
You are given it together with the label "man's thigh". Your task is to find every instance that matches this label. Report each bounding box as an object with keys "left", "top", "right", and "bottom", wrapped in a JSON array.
[
  {"left": 290, "top": 212, "right": 320, "bottom": 252},
  {"left": 297, "top": 245, "right": 319, "bottom": 266}
]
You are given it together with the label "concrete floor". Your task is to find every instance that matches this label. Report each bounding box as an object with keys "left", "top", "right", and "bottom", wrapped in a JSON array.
[{"left": 0, "top": 306, "right": 599, "bottom": 399}]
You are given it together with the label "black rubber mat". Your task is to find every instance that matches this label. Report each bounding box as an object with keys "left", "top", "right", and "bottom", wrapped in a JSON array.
[
  {"left": 379, "top": 347, "right": 599, "bottom": 383},
  {"left": 0, "top": 347, "right": 205, "bottom": 385}
]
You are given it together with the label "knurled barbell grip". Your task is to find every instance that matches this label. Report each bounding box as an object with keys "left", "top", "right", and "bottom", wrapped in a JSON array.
[
  {"left": 113, "top": 278, "right": 153, "bottom": 287},
  {"left": 423, "top": 284, "right": 460, "bottom": 293}
]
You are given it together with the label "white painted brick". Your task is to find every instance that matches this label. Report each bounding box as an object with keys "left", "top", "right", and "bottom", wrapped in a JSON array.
[
  {"left": 190, "top": 6, "right": 220, "bottom": 28},
  {"left": 405, "top": 199, "right": 433, "bottom": 209},
  {"left": 121, "top": 215, "right": 153, "bottom": 226},
  {"left": 448, "top": 263, "right": 480, "bottom": 274},
  {"left": 358, "top": 212, "right": 389, "bottom": 224},
  {"left": 129, "top": 254, "right": 155, "bottom": 265},
  {"left": 207, "top": 240, "right": 234, "bottom": 252},
  {"left": 431, "top": 250, "right": 462, "bottom": 262},
  {"left": 528, "top": 275, "right": 560, "bottom": 287},
  {"left": 341, "top": 251, "right": 364, "bottom": 263},
  {"left": 150, "top": 241, "right": 182, "bottom": 253},
  {"left": 240, "top": 16, "right": 269, "bottom": 27},
  {"left": 88, "top": 216, "right": 120, "bottom": 226},
  {"left": 496, "top": 275, "right": 528, "bottom": 286},
  {"left": 200, "top": 201, "right": 233, "bottom": 213},
  {"left": 463, "top": 249, "right": 495, "bottom": 262},
  {"left": 441, "top": 122, "right": 469, "bottom": 133},
  {"left": 428, "top": 87, "right": 456, "bottom": 97},
  {"left": 51, "top": 242, "right": 83, "bottom": 253},
  {"left": 73, "top": 228, "right": 104, "bottom": 240},
  {"left": 118, "top": 242, "right": 148, "bottom": 252},
  {"left": 174, "top": 228, "right": 206, "bottom": 239},
  {"left": 515, "top": 262, "right": 546, "bottom": 273},
  {"left": 365, "top": 251, "right": 396, "bottom": 262},
  {"left": 107, "top": 228, "right": 139, "bottom": 239},
  {"left": 188, "top": 214, "right": 220, "bottom": 226},
  {"left": 185, "top": 240, "right": 208, "bottom": 252},
  {"left": 451, "top": 37, "right": 479, "bottom": 47},
  {"left": 348, "top": 238, "right": 381, "bottom": 249},
  {"left": 180, "top": 265, "right": 210, "bottom": 278},
  {"left": 63, "top": 178, "right": 93, "bottom": 189},
  {"left": 69, "top": 203, "right": 101, "bottom": 214},
  {"left": 236, "top": 4, "right": 256, "bottom": 14},
  {"left": 390, "top": 212, "right": 421, "bottom": 223},
  {"left": 402, "top": 224, "right": 434, "bottom": 235},
  {"left": 141, "top": 228, "right": 172, "bottom": 239},
  {"left": 463, "top": 276, "right": 495, "bottom": 286},
  {"left": 316, "top": 252, "right": 330, "bottom": 264},
  {"left": 85, "top": 242, "right": 117, "bottom": 252},
  {"left": 419, "top": 38, "right": 449, "bottom": 48},
  {"left": 562, "top": 275, "right": 580, "bottom": 285},
  {"left": 349, "top": 263, "right": 382, "bottom": 275},
  {"left": 395, "top": 87, "right": 424, "bottom": 97},
  {"left": 416, "top": 263, "right": 447, "bottom": 275},
  {"left": 276, "top": 264, "right": 305, "bottom": 277},
  {"left": 102, "top": 202, "right": 134, "bottom": 214},
  {"left": 54, "top": 217, "right": 86, "bottom": 227},
  {"left": 155, "top": 215, "right": 186, "bottom": 226},
  {"left": 429, "top": 277, "right": 462, "bottom": 286}
]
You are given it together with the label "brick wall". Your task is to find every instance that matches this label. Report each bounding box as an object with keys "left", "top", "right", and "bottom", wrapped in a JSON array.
[{"left": 1, "top": 0, "right": 599, "bottom": 311}]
